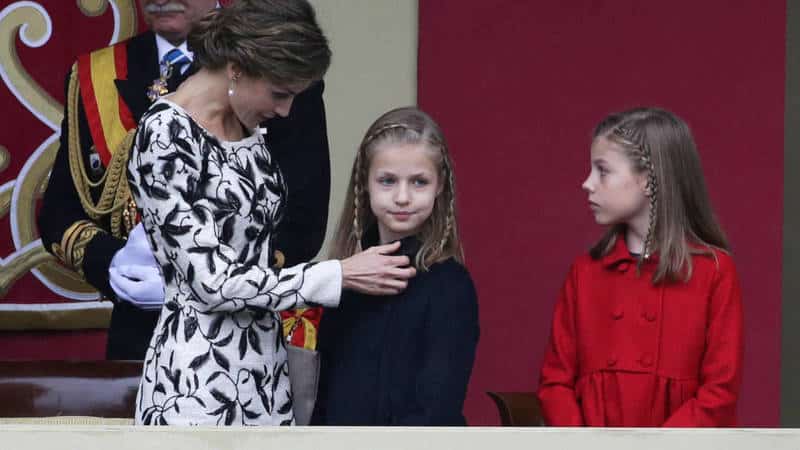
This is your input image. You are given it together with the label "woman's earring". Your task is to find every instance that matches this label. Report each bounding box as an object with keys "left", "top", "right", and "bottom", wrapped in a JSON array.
[{"left": 228, "top": 73, "right": 239, "bottom": 97}]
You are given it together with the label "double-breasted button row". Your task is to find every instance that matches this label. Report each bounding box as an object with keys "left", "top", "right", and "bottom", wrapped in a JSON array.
[
  {"left": 609, "top": 306, "right": 658, "bottom": 322},
  {"left": 605, "top": 354, "right": 655, "bottom": 368}
]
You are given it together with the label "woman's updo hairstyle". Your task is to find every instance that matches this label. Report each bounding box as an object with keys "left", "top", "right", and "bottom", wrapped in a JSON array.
[{"left": 188, "top": 0, "right": 331, "bottom": 85}]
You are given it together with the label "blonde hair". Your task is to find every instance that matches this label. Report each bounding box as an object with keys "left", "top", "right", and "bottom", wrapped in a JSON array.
[
  {"left": 330, "top": 107, "right": 464, "bottom": 270},
  {"left": 590, "top": 107, "right": 729, "bottom": 283},
  {"left": 188, "top": 0, "right": 331, "bottom": 85}
]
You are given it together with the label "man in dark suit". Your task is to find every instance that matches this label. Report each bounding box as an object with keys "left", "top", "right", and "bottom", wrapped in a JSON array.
[{"left": 38, "top": 0, "right": 331, "bottom": 360}]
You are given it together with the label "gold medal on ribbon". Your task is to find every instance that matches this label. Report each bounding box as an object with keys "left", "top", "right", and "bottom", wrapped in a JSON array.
[{"left": 146, "top": 62, "right": 173, "bottom": 101}]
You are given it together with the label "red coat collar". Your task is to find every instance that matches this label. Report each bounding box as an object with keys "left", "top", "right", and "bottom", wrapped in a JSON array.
[{"left": 600, "top": 233, "right": 660, "bottom": 269}]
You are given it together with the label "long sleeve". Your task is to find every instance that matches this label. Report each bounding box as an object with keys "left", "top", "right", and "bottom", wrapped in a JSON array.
[
  {"left": 396, "top": 264, "right": 479, "bottom": 426},
  {"left": 662, "top": 257, "right": 744, "bottom": 427},
  {"left": 127, "top": 103, "right": 341, "bottom": 314},
  {"left": 537, "top": 264, "right": 585, "bottom": 426},
  {"left": 267, "top": 81, "right": 330, "bottom": 265},
  {"left": 38, "top": 68, "right": 125, "bottom": 299}
]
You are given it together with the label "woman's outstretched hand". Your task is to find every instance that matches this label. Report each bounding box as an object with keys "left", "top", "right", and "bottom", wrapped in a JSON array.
[{"left": 340, "top": 241, "right": 417, "bottom": 295}]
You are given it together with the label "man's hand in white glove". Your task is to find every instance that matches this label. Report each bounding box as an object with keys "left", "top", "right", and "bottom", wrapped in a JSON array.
[{"left": 109, "top": 223, "right": 165, "bottom": 310}]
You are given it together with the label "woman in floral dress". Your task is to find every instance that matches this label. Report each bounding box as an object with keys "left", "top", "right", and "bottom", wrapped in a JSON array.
[{"left": 127, "top": 0, "right": 416, "bottom": 425}]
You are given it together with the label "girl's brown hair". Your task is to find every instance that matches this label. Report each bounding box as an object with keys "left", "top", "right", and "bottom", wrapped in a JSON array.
[
  {"left": 590, "top": 107, "right": 729, "bottom": 283},
  {"left": 188, "top": 0, "right": 331, "bottom": 85},
  {"left": 330, "top": 107, "right": 464, "bottom": 270}
]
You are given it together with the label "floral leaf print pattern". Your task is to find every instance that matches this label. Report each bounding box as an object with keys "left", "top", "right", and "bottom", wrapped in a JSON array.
[{"left": 128, "top": 99, "right": 342, "bottom": 425}]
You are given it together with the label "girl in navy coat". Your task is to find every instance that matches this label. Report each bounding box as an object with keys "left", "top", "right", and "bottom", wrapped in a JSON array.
[{"left": 312, "top": 107, "right": 479, "bottom": 426}]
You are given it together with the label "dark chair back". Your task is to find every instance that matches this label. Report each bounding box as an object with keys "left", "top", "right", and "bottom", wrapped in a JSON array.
[{"left": 486, "top": 391, "right": 544, "bottom": 426}]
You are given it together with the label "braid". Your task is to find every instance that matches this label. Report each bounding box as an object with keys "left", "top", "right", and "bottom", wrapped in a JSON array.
[
  {"left": 642, "top": 153, "right": 658, "bottom": 259},
  {"left": 439, "top": 150, "right": 456, "bottom": 253},
  {"left": 364, "top": 123, "right": 411, "bottom": 146},
  {"left": 614, "top": 126, "right": 658, "bottom": 260},
  {"left": 351, "top": 149, "right": 365, "bottom": 253}
]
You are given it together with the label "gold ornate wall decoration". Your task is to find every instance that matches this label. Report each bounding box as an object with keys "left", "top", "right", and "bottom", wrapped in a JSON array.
[
  {"left": 78, "top": 0, "right": 138, "bottom": 45},
  {"left": 0, "top": 1, "right": 137, "bottom": 320},
  {"left": 0, "top": 145, "right": 9, "bottom": 173},
  {"left": 0, "top": 145, "right": 10, "bottom": 218}
]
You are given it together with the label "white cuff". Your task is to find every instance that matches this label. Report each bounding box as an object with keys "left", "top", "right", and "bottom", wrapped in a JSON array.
[{"left": 300, "top": 259, "right": 342, "bottom": 308}]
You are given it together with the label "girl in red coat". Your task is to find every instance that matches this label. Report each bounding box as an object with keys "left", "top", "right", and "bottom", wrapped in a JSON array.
[{"left": 537, "top": 107, "right": 744, "bottom": 427}]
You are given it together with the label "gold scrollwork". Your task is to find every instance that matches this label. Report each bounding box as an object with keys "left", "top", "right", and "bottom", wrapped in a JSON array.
[
  {"left": 0, "top": 3, "right": 61, "bottom": 128},
  {"left": 0, "top": 145, "right": 8, "bottom": 173},
  {"left": 0, "top": 1, "right": 138, "bottom": 298},
  {"left": 77, "top": 0, "right": 110, "bottom": 16},
  {"left": 0, "top": 145, "right": 9, "bottom": 218},
  {"left": 78, "top": 0, "right": 138, "bottom": 41},
  {"left": 0, "top": 246, "right": 60, "bottom": 298}
]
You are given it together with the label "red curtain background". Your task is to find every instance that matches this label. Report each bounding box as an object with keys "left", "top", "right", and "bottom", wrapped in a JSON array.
[{"left": 419, "top": 1, "right": 784, "bottom": 426}]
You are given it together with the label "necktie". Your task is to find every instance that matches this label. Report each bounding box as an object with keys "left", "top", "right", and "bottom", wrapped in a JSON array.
[
  {"left": 162, "top": 48, "right": 191, "bottom": 76},
  {"left": 162, "top": 48, "right": 191, "bottom": 92}
]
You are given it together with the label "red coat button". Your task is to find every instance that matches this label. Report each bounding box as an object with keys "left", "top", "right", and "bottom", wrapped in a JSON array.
[
  {"left": 642, "top": 311, "right": 657, "bottom": 322},
  {"left": 607, "top": 357, "right": 617, "bottom": 367},
  {"left": 612, "top": 308, "right": 624, "bottom": 320},
  {"left": 640, "top": 354, "right": 654, "bottom": 367}
]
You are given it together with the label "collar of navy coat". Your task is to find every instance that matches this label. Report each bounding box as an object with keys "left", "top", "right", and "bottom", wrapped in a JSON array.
[{"left": 360, "top": 224, "right": 422, "bottom": 269}]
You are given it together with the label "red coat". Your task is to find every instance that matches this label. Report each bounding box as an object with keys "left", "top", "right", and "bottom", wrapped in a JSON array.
[{"left": 537, "top": 236, "right": 744, "bottom": 427}]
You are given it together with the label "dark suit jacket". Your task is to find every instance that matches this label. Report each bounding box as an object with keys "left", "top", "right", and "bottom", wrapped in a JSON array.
[
  {"left": 38, "top": 31, "right": 331, "bottom": 360},
  {"left": 312, "top": 237, "right": 480, "bottom": 426}
]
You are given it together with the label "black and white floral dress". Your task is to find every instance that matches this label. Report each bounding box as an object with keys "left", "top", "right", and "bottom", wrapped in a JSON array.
[{"left": 127, "top": 98, "right": 341, "bottom": 426}]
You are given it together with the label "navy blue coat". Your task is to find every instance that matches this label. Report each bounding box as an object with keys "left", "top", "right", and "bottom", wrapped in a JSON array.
[{"left": 313, "top": 239, "right": 479, "bottom": 426}]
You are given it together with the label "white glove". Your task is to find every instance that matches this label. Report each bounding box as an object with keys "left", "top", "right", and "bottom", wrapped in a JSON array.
[
  {"left": 115, "top": 222, "right": 156, "bottom": 266},
  {"left": 109, "top": 265, "right": 165, "bottom": 310},
  {"left": 109, "top": 223, "right": 165, "bottom": 310}
]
